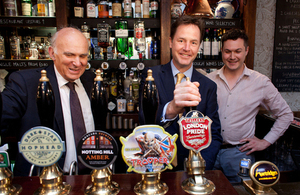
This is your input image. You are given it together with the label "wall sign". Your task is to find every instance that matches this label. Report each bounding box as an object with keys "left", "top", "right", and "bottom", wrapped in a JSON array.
[{"left": 272, "top": 0, "right": 300, "bottom": 92}]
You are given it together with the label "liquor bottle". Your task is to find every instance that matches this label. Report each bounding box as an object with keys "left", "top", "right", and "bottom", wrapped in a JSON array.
[
  {"left": 39, "top": 38, "right": 46, "bottom": 59},
  {"left": 97, "top": 21, "right": 111, "bottom": 60},
  {"left": 142, "top": 0, "right": 150, "bottom": 18},
  {"left": 36, "top": 70, "right": 55, "bottom": 129},
  {"left": 9, "top": 32, "right": 21, "bottom": 59},
  {"left": 126, "top": 85, "right": 135, "bottom": 113},
  {"left": 91, "top": 69, "right": 108, "bottom": 130},
  {"left": 86, "top": 0, "right": 97, "bottom": 18},
  {"left": 150, "top": 0, "right": 159, "bottom": 18},
  {"left": 48, "top": 0, "right": 55, "bottom": 17},
  {"left": 0, "top": 34, "right": 5, "bottom": 59},
  {"left": 117, "top": 66, "right": 125, "bottom": 97},
  {"left": 218, "top": 28, "right": 223, "bottom": 59},
  {"left": 22, "top": 0, "right": 32, "bottom": 16},
  {"left": 37, "top": 0, "right": 47, "bottom": 16},
  {"left": 131, "top": 69, "right": 139, "bottom": 102},
  {"left": 98, "top": 0, "right": 109, "bottom": 18},
  {"left": 134, "top": 20, "right": 146, "bottom": 54},
  {"left": 125, "top": 39, "right": 133, "bottom": 59},
  {"left": 123, "top": 69, "right": 132, "bottom": 99},
  {"left": 108, "top": 71, "right": 117, "bottom": 114},
  {"left": 108, "top": 0, "right": 113, "bottom": 18},
  {"left": 4, "top": 0, "right": 18, "bottom": 16},
  {"left": 150, "top": 31, "right": 160, "bottom": 59},
  {"left": 123, "top": 0, "right": 132, "bottom": 18},
  {"left": 29, "top": 35, "right": 39, "bottom": 59},
  {"left": 44, "top": 33, "right": 51, "bottom": 59},
  {"left": 116, "top": 89, "right": 126, "bottom": 114},
  {"left": 112, "top": 0, "right": 122, "bottom": 18},
  {"left": 135, "top": 0, "right": 142, "bottom": 18},
  {"left": 211, "top": 28, "right": 219, "bottom": 60},
  {"left": 115, "top": 20, "right": 128, "bottom": 56},
  {"left": 203, "top": 28, "right": 211, "bottom": 60},
  {"left": 22, "top": 36, "right": 30, "bottom": 59},
  {"left": 197, "top": 41, "right": 203, "bottom": 59},
  {"left": 141, "top": 69, "right": 159, "bottom": 124},
  {"left": 81, "top": 22, "right": 92, "bottom": 60},
  {"left": 74, "top": 0, "right": 84, "bottom": 18}
]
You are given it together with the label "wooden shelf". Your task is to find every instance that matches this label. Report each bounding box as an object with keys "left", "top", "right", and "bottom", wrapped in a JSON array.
[
  {"left": 70, "top": 18, "right": 161, "bottom": 29},
  {"left": 193, "top": 60, "right": 224, "bottom": 68},
  {"left": 0, "top": 59, "right": 161, "bottom": 69},
  {"left": 0, "top": 16, "right": 56, "bottom": 27}
]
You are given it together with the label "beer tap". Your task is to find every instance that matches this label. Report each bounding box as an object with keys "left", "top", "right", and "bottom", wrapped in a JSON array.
[{"left": 91, "top": 69, "right": 108, "bottom": 130}]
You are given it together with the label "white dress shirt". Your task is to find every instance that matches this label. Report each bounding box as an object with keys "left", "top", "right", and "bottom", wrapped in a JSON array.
[{"left": 54, "top": 65, "right": 95, "bottom": 172}]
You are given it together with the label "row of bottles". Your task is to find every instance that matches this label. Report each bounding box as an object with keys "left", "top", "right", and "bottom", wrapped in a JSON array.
[
  {"left": 92, "top": 66, "right": 158, "bottom": 130},
  {"left": 2, "top": 0, "right": 55, "bottom": 17},
  {"left": 196, "top": 28, "right": 227, "bottom": 60},
  {"left": 74, "top": 0, "right": 159, "bottom": 18},
  {"left": 103, "top": 67, "right": 141, "bottom": 115},
  {"left": 0, "top": 31, "right": 51, "bottom": 60},
  {"left": 81, "top": 20, "right": 160, "bottom": 60}
]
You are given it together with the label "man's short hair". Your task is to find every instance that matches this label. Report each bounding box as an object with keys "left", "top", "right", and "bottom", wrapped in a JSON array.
[
  {"left": 170, "top": 15, "right": 205, "bottom": 42},
  {"left": 221, "top": 29, "right": 249, "bottom": 49}
]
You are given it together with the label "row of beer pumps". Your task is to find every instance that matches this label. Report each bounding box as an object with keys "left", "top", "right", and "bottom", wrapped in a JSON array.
[{"left": 0, "top": 69, "right": 281, "bottom": 194}]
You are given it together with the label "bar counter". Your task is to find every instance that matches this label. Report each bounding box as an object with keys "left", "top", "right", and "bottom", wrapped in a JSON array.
[{"left": 11, "top": 170, "right": 239, "bottom": 194}]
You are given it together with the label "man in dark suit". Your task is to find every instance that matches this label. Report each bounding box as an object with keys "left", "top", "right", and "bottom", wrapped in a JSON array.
[
  {"left": 139, "top": 15, "right": 222, "bottom": 171},
  {"left": 0, "top": 27, "right": 95, "bottom": 176}
]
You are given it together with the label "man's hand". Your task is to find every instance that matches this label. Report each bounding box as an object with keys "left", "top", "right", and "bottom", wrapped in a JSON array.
[
  {"left": 239, "top": 136, "right": 271, "bottom": 155},
  {"left": 165, "top": 81, "right": 201, "bottom": 119}
]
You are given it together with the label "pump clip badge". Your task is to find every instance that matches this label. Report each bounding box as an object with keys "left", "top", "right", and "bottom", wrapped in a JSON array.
[
  {"left": 178, "top": 110, "right": 212, "bottom": 153},
  {"left": 120, "top": 125, "right": 178, "bottom": 174}
]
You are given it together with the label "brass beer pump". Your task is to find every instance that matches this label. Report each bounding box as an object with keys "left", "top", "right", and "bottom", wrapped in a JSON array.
[
  {"left": 0, "top": 150, "right": 22, "bottom": 195},
  {"left": 0, "top": 90, "right": 22, "bottom": 194},
  {"left": 177, "top": 79, "right": 215, "bottom": 194},
  {"left": 135, "top": 70, "right": 167, "bottom": 195},
  {"left": 182, "top": 150, "right": 215, "bottom": 194},
  {"left": 33, "top": 70, "right": 71, "bottom": 194}
]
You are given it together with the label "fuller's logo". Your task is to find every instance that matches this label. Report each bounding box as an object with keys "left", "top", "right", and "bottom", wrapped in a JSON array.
[
  {"left": 18, "top": 126, "right": 65, "bottom": 167},
  {"left": 178, "top": 110, "right": 212, "bottom": 153}
]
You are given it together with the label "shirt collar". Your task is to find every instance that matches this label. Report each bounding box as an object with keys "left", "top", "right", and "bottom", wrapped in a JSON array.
[
  {"left": 217, "top": 63, "right": 250, "bottom": 80},
  {"left": 170, "top": 59, "right": 193, "bottom": 79},
  {"left": 54, "top": 64, "right": 81, "bottom": 88}
]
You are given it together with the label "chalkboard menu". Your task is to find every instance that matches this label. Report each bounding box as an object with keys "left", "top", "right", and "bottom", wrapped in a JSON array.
[{"left": 272, "top": 0, "right": 300, "bottom": 92}]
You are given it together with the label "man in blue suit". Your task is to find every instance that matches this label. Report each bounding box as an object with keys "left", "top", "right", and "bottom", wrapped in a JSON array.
[
  {"left": 139, "top": 15, "right": 222, "bottom": 171},
  {"left": 1, "top": 27, "right": 95, "bottom": 176}
]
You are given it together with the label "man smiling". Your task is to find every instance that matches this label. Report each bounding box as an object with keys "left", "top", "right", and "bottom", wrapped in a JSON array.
[
  {"left": 139, "top": 15, "right": 222, "bottom": 171},
  {"left": 207, "top": 29, "right": 293, "bottom": 183},
  {"left": 1, "top": 27, "right": 95, "bottom": 176}
]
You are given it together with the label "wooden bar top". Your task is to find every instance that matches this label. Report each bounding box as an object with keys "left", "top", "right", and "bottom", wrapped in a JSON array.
[{"left": 12, "top": 170, "right": 238, "bottom": 195}]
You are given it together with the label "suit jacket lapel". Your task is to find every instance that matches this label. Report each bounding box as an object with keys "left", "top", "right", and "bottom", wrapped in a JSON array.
[
  {"left": 160, "top": 63, "right": 175, "bottom": 103},
  {"left": 45, "top": 65, "right": 66, "bottom": 141}
]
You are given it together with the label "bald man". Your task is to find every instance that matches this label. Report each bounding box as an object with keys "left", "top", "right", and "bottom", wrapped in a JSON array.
[{"left": 1, "top": 27, "right": 95, "bottom": 176}]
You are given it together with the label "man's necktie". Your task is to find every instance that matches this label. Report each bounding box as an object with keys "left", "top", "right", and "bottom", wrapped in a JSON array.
[
  {"left": 66, "top": 82, "right": 87, "bottom": 173},
  {"left": 176, "top": 72, "right": 185, "bottom": 85}
]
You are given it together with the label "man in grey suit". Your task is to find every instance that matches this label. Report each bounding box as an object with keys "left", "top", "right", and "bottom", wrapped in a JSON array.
[{"left": 1, "top": 27, "right": 95, "bottom": 176}]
